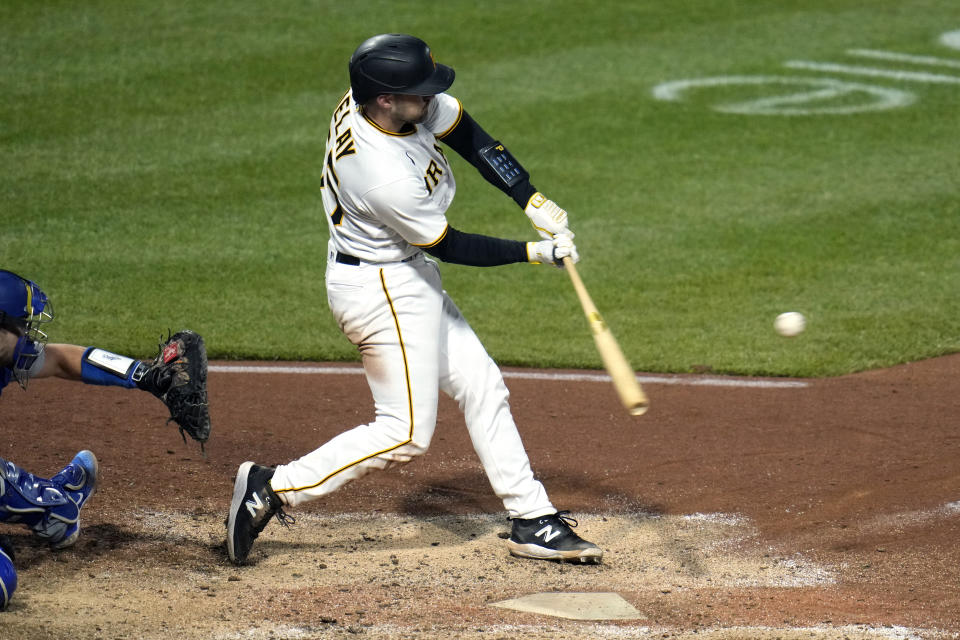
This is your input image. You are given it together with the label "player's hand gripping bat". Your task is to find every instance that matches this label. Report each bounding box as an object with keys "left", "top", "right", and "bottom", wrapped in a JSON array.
[{"left": 562, "top": 257, "right": 649, "bottom": 416}]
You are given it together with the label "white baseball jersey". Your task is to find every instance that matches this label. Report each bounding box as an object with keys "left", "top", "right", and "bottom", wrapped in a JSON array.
[{"left": 321, "top": 90, "right": 462, "bottom": 263}]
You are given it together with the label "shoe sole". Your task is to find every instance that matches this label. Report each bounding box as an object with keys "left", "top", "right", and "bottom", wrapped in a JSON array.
[
  {"left": 506, "top": 540, "right": 604, "bottom": 563},
  {"left": 74, "top": 450, "right": 99, "bottom": 498},
  {"left": 226, "top": 461, "right": 255, "bottom": 564}
]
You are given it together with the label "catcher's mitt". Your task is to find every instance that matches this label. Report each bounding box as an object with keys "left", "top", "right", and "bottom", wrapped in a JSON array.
[{"left": 138, "top": 330, "right": 211, "bottom": 452}]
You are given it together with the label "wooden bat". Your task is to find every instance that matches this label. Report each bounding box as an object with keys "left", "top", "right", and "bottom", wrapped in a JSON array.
[{"left": 562, "top": 256, "right": 649, "bottom": 416}]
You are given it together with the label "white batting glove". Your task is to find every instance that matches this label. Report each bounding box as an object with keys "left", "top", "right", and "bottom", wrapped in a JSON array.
[
  {"left": 527, "top": 233, "right": 579, "bottom": 267},
  {"left": 524, "top": 192, "right": 571, "bottom": 240}
]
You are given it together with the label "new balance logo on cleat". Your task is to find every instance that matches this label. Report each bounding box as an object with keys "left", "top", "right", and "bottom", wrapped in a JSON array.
[
  {"left": 245, "top": 493, "right": 265, "bottom": 518},
  {"left": 534, "top": 525, "right": 562, "bottom": 543},
  {"left": 226, "top": 461, "right": 294, "bottom": 565},
  {"left": 506, "top": 510, "right": 603, "bottom": 564}
]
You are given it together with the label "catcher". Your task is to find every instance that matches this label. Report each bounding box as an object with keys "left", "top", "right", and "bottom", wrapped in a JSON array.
[{"left": 0, "top": 268, "right": 211, "bottom": 450}]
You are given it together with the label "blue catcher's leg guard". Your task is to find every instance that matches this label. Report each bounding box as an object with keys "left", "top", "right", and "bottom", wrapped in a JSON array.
[
  {"left": 0, "top": 537, "right": 15, "bottom": 610},
  {"left": 0, "top": 451, "right": 99, "bottom": 549}
]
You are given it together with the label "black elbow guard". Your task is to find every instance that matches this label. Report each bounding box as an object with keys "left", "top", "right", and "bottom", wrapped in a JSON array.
[{"left": 478, "top": 142, "right": 530, "bottom": 190}]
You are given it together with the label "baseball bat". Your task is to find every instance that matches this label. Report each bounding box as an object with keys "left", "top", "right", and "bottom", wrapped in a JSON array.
[{"left": 562, "top": 256, "right": 649, "bottom": 416}]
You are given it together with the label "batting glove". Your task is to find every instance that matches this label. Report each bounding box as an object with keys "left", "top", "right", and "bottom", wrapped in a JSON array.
[
  {"left": 527, "top": 233, "right": 579, "bottom": 267},
  {"left": 524, "top": 192, "right": 572, "bottom": 240}
]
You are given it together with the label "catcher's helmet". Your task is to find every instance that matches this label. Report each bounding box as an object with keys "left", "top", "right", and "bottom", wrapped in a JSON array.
[
  {"left": 0, "top": 270, "right": 53, "bottom": 335},
  {"left": 0, "top": 269, "right": 53, "bottom": 387},
  {"left": 349, "top": 34, "right": 455, "bottom": 105}
]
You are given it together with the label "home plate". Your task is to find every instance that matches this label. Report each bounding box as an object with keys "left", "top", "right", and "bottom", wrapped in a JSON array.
[{"left": 491, "top": 592, "right": 643, "bottom": 620}]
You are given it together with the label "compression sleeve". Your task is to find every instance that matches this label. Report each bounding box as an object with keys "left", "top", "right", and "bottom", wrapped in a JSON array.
[
  {"left": 437, "top": 110, "right": 538, "bottom": 209},
  {"left": 422, "top": 226, "right": 528, "bottom": 267}
]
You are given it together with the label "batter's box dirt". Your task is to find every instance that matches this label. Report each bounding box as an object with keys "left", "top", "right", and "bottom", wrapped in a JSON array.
[
  {"left": 0, "top": 511, "right": 947, "bottom": 639},
  {"left": 1, "top": 356, "right": 959, "bottom": 637}
]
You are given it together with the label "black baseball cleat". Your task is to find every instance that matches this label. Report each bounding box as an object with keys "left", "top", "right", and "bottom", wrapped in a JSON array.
[
  {"left": 226, "top": 461, "right": 293, "bottom": 565},
  {"left": 506, "top": 510, "right": 603, "bottom": 563}
]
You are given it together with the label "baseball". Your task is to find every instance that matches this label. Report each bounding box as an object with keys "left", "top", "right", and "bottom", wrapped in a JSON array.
[{"left": 774, "top": 311, "right": 806, "bottom": 337}]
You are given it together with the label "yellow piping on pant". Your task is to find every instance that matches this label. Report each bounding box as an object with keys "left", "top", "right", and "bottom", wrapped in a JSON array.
[{"left": 275, "top": 268, "right": 415, "bottom": 495}]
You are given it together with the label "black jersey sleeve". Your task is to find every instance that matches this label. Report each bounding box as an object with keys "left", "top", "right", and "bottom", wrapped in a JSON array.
[
  {"left": 422, "top": 226, "right": 527, "bottom": 267},
  {"left": 437, "top": 110, "right": 538, "bottom": 209}
]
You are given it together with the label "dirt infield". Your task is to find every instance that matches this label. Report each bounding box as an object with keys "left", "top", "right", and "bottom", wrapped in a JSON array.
[{"left": 2, "top": 355, "right": 959, "bottom": 639}]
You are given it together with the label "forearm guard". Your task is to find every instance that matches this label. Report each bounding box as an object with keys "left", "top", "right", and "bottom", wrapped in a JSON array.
[{"left": 438, "top": 110, "right": 537, "bottom": 208}]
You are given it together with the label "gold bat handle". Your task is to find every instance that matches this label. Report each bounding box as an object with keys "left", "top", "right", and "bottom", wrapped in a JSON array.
[{"left": 562, "top": 256, "right": 649, "bottom": 416}]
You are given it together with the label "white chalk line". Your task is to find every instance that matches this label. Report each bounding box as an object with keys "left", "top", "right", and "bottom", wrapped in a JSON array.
[
  {"left": 209, "top": 364, "right": 808, "bottom": 389},
  {"left": 863, "top": 500, "right": 960, "bottom": 533},
  {"left": 847, "top": 48, "right": 960, "bottom": 69},
  {"left": 784, "top": 60, "right": 960, "bottom": 84},
  {"left": 651, "top": 75, "right": 915, "bottom": 115}
]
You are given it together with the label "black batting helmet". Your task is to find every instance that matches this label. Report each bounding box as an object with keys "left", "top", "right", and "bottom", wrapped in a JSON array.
[{"left": 349, "top": 34, "right": 455, "bottom": 105}]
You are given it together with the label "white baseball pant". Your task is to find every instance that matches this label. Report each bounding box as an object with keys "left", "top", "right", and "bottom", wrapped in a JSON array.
[{"left": 270, "top": 252, "right": 555, "bottom": 520}]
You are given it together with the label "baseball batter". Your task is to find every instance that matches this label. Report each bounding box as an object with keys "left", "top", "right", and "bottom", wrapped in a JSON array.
[{"left": 227, "top": 34, "right": 601, "bottom": 564}]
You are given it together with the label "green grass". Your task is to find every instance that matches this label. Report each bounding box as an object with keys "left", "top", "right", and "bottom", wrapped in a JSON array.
[{"left": 2, "top": 0, "right": 958, "bottom": 376}]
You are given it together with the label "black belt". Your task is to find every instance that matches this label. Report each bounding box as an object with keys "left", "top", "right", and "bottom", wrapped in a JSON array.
[
  {"left": 335, "top": 252, "right": 361, "bottom": 266},
  {"left": 335, "top": 251, "right": 418, "bottom": 266}
]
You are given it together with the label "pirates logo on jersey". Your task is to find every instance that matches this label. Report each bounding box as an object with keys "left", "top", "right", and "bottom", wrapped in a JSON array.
[{"left": 423, "top": 144, "right": 449, "bottom": 195}]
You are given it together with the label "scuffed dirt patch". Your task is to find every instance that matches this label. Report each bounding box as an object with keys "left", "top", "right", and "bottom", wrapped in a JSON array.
[
  {"left": 2, "top": 356, "right": 960, "bottom": 638},
  {"left": 0, "top": 511, "right": 945, "bottom": 640}
]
